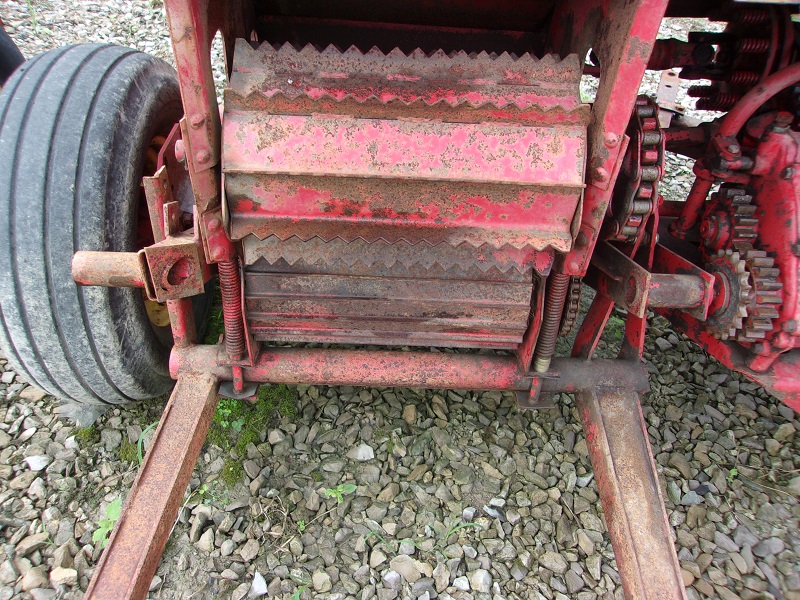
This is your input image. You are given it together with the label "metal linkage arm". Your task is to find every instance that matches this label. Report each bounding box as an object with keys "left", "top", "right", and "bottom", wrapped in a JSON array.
[{"left": 84, "top": 374, "right": 219, "bottom": 600}]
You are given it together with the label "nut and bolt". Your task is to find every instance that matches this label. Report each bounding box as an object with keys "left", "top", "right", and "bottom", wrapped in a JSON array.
[{"left": 593, "top": 167, "right": 610, "bottom": 183}]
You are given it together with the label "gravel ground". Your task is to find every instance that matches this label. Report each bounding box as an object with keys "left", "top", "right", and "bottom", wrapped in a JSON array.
[{"left": 1, "top": 2, "right": 799, "bottom": 600}]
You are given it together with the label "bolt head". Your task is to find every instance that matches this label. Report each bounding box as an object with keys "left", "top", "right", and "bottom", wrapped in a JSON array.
[
  {"left": 603, "top": 133, "right": 619, "bottom": 148},
  {"left": 196, "top": 150, "right": 211, "bottom": 165},
  {"left": 211, "top": 247, "right": 225, "bottom": 261},
  {"left": 189, "top": 114, "right": 205, "bottom": 129},
  {"left": 594, "top": 167, "right": 609, "bottom": 183},
  {"left": 208, "top": 218, "right": 222, "bottom": 232},
  {"left": 727, "top": 144, "right": 740, "bottom": 154},
  {"left": 568, "top": 260, "right": 580, "bottom": 272}
]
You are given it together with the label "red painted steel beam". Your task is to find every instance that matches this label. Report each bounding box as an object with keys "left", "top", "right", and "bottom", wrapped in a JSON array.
[
  {"left": 170, "top": 345, "right": 650, "bottom": 394},
  {"left": 576, "top": 387, "right": 687, "bottom": 600},
  {"left": 84, "top": 373, "right": 219, "bottom": 600}
]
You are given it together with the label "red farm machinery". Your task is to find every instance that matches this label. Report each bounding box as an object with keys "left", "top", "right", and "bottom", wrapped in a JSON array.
[{"left": 0, "top": 0, "right": 799, "bottom": 597}]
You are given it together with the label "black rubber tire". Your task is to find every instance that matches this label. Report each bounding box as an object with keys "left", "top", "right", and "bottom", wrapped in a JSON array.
[
  {"left": 0, "top": 26, "right": 24, "bottom": 86},
  {"left": 0, "top": 44, "right": 190, "bottom": 406}
]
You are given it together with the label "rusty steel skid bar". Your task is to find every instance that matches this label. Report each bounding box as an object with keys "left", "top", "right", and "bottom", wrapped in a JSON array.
[
  {"left": 84, "top": 374, "right": 220, "bottom": 600},
  {"left": 577, "top": 387, "right": 687, "bottom": 600},
  {"left": 170, "top": 345, "right": 650, "bottom": 394}
]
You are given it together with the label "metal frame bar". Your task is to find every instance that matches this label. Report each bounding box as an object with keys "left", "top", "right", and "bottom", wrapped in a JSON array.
[
  {"left": 169, "top": 345, "right": 651, "bottom": 394},
  {"left": 576, "top": 387, "right": 687, "bottom": 600},
  {"left": 84, "top": 374, "right": 219, "bottom": 599}
]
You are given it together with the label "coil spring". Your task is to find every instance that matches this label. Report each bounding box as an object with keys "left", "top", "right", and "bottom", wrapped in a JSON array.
[
  {"left": 533, "top": 273, "right": 571, "bottom": 373},
  {"left": 688, "top": 85, "right": 718, "bottom": 98},
  {"left": 738, "top": 38, "right": 770, "bottom": 54},
  {"left": 218, "top": 258, "right": 246, "bottom": 360},
  {"left": 731, "top": 8, "right": 770, "bottom": 24},
  {"left": 729, "top": 71, "right": 761, "bottom": 86},
  {"left": 696, "top": 93, "right": 741, "bottom": 111}
]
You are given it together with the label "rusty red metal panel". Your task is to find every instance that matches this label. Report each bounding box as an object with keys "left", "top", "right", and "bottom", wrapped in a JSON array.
[
  {"left": 242, "top": 235, "right": 546, "bottom": 280},
  {"left": 576, "top": 387, "right": 687, "bottom": 600},
  {"left": 223, "top": 42, "right": 587, "bottom": 254},
  {"left": 84, "top": 373, "right": 219, "bottom": 600},
  {"left": 228, "top": 175, "right": 580, "bottom": 251},
  {"left": 244, "top": 271, "right": 533, "bottom": 348},
  {"left": 241, "top": 231, "right": 539, "bottom": 349},
  {"left": 225, "top": 41, "right": 588, "bottom": 120},
  {"left": 224, "top": 112, "right": 585, "bottom": 186}
]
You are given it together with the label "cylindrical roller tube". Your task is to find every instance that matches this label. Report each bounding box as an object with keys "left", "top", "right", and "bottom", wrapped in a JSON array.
[
  {"left": 72, "top": 251, "right": 147, "bottom": 288},
  {"left": 170, "top": 345, "right": 650, "bottom": 394},
  {"left": 648, "top": 274, "right": 707, "bottom": 309}
]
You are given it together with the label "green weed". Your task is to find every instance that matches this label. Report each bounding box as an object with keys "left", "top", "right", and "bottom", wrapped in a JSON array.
[
  {"left": 92, "top": 498, "right": 122, "bottom": 549},
  {"left": 322, "top": 483, "right": 357, "bottom": 505},
  {"left": 365, "top": 518, "right": 483, "bottom": 558}
]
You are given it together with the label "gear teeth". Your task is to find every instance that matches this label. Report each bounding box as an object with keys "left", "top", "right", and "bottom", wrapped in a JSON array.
[
  {"left": 227, "top": 39, "right": 583, "bottom": 113},
  {"left": 243, "top": 235, "right": 533, "bottom": 276},
  {"left": 737, "top": 249, "right": 783, "bottom": 343},
  {"left": 701, "top": 186, "right": 760, "bottom": 255}
]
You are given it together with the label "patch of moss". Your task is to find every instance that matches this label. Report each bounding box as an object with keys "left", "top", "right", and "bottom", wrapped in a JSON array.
[
  {"left": 75, "top": 426, "right": 99, "bottom": 445},
  {"left": 204, "top": 385, "right": 299, "bottom": 489},
  {"left": 118, "top": 439, "right": 138, "bottom": 464},
  {"left": 258, "top": 384, "right": 298, "bottom": 418},
  {"left": 310, "top": 471, "right": 323, "bottom": 483},
  {"left": 220, "top": 459, "right": 244, "bottom": 487}
]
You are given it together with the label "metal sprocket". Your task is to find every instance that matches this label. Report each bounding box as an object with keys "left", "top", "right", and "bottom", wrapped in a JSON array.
[
  {"left": 705, "top": 248, "right": 782, "bottom": 342},
  {"left": 603, "top": 96, "right": 665, "bottom": 244}
]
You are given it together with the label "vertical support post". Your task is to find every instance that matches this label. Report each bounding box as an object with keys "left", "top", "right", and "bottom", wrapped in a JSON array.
[
  {"left": 84, "top": 374, "right": 219, "bottom": 600},
  {"left": 575, "top": 387, "right": 687, "bottom": 600}
]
